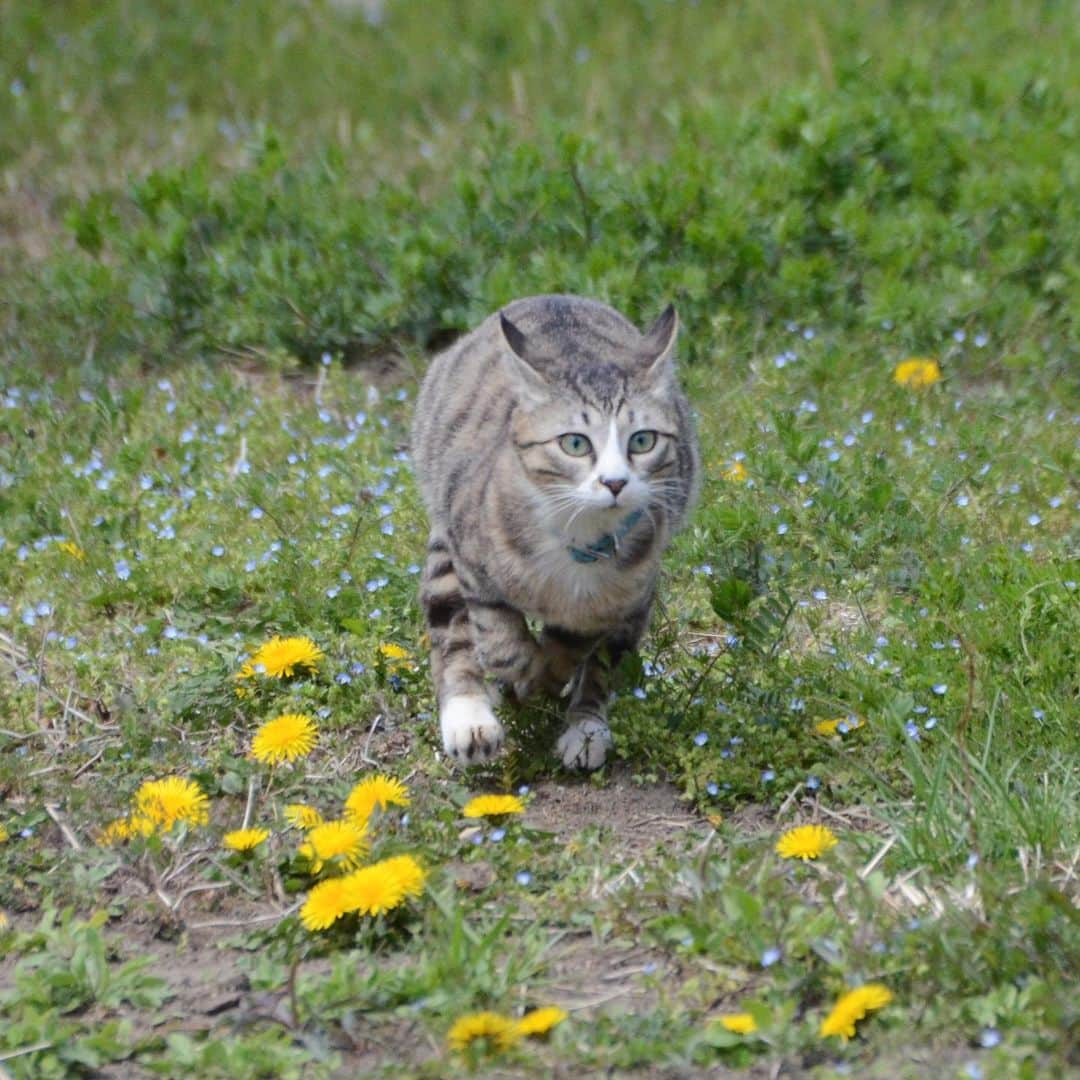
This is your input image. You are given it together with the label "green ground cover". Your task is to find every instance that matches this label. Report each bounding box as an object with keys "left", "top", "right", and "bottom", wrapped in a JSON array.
[{"left": 1, "top": 2, "right": 1077, "bottom": 1076}]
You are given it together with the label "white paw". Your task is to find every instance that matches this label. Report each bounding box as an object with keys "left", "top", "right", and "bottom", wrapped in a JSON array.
[
  {"left": 440, "top": 695, "right": 504, "bottom": 764},
  {"left": 556, "top": 715, "right": 613, "bottom": 771}
]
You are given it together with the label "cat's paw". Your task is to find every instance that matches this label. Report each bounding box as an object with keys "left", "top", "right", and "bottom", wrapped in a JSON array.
[
  {"left": 440, "top": 695, "right": 504, "bottom": 764},
  {"left": 556, "top": 714, "right": 613, "bottom": 771}
]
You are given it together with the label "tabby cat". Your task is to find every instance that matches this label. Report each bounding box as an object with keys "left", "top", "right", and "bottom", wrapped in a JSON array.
[{"left": 411, "top": 295, "right": 699, "bottom": 770}]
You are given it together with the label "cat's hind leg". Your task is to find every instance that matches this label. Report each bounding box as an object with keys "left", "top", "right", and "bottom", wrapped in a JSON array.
[
  {"left": 421, "top": 535, "right": 502, "bottom": 763},
  {"left": 467, "top": 598, "right": 546, "bottom": 702}
]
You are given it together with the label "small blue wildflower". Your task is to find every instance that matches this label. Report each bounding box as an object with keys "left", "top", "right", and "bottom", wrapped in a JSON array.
[
  {"left": 211, "top": 545, "right": 225, "bottom": 557},
  {"left": 705, "top": 782, "right": 719, "bottom": 797},
  {"left": 978, "top": 1028, "right": 1002, "bottom": 1049},
  {"left": 905, "top": 721, "right": 920, "bottom": 740},
  {"left": 761, "top": 768, "right": 776, "bottom": 783},
  {"left": 632, "top": 687, "right": 647, "bottom": 700},
  {"left": 381, "top": 522, "right": 395, "bottom": 536},
  {"left": 115, "top": 559, "right": 131, "bottom": 581},
  {"left": 933, "top": 684, "right": 948, "bottom": 696},
  {"left": 805, "top": 775, "right": 820, "bottom": 791},
  {"left": 489, "top": 828, "right": 506, "bottom": 843},
  {"left": 956, "top": 494, "right": 969, "bottom": 507},
  {"left": 760, "top": 946, "right": 782, "bottom": 967},
  {"left": 517, "top": 785, "right": 530, "bottom": 796},
  {"left": 1027, "top": 513, "right": 1041, "bottom": 526},
  {"left": 407, "top": 563, "right": 421, "bottom": 575},
  {"left": 515, "top": 870, "right": 532, "bottom": 886},
  {"left": 777, "top": 522, "right": 789, "bottom": 535},
  {"left": 350, "top": 662, "right": 367, "bottom": 675},
  {"left": 812, "top": 589, "right": 827, "bottom": 601},
  {"left": 245, "top": 559, "right": 258, "bottom": 572},
  {"left": 963, "top": 1063, "right": 984, "bottom": 1080},
  {"left": 250, "top": 507, "right": 264, "bottom": 520},
  {"left": 1032, "top": 708, "right": 1045, "bottom": 720},
  {"left": 924, "top": 717, "right": 938, "bottom": 730},
  {"left": 326, "top": 586, "right": 340, "bottom": 599},
  {"left": 693, "top": 732, "right": 708, "bottom": 747},
  {"left": 331, "top": 504, "right": 352, "bottom": 517},
  {"left": 335, "top": 673, "right": 351, "bottom": 685},
  {"left": 317, "top": 707, "right": 332, "bottom": 719}
]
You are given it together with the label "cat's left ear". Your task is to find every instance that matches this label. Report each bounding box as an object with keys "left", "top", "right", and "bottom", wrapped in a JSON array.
[{"left": 639, "top": 304, "right": 679, "bottom": 384}]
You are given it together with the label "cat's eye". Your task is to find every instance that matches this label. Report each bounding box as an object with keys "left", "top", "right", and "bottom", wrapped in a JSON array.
[
  {"left": 628, "top": 430, "right": 658, "bottom": 455},
  {"left": 558, "top": 433, "right": 593, "bottom": 457}
]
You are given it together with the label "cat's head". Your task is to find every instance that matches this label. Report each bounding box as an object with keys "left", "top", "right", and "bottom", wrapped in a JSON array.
[{"left": 501, "top": 304, "right": 688, "bottom": 532}]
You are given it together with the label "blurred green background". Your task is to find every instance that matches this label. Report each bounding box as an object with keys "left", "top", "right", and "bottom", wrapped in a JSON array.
[{"left": 2, "top": 0, "right": 1077, "bottom": 380}]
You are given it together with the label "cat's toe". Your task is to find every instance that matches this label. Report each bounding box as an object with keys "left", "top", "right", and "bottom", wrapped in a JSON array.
[
  {"left": 556, "top": 715, "right": 613, "bottom": 771},
  {"left": 440, "top": 695, "right": 504, "bottom": 764}
]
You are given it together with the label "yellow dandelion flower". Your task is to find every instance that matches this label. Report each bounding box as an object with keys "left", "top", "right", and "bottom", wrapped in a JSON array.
[
  {"left": 251, "top": 713, "right": 318, "bottom": 765},
  {"left": 715, "top": 1012, "right": 757, "bottom": 1034},
  {"left": 223, "top": 828, "right": 270, "bottom": 852},
  {"left": 247, "top": 635, "right": 323, "bottom": 679},
  {"left": 722, "top": 461, "right": 748, "bottom": 483},
  {"left": 378, "top": 642, "right": 415, "bottom": 674},
  {"left": 299, "top": 819, "right": 369, "bottom": 873},
  {"left": 133, "top": 776, "right": 209, "bottom": 831},
  {"left": 340, "top": 861, "right": 408, "bottom": 916},
  {"left": 462, "top": 794, "right": 526, "bottom": 819},
  {"left": 815, "top": 715, "right": 863, "bottom": 737},
  {"left": 283, "top": 803, "right": 324, "bottom": 829},
  {"left": 775, "top": 824, "right": 838, "bottom": 861},
  {"left": 376, "top": 854, "right": 427, "bottom": 899},
  {"left": 0, "top": 824, "right": 8, "bottom": 843},
  {"left": 893, "top": 357, "right": 942, "bottom": 388},
  {"left": 234, "top": 662, "right": 256, "bottom": 698},
  {"left": 516, "top": 1006, "right": 568, "bottom": 1037},
  {"left": 344, "top": 774, "right": 410, "bottom": 823},
  {"left": 820, "top": 983, "right": 893, "bottom": 1040},
  {"left": 100, "top": 814, "right": 156, "bottom": 843},
  {"left": 300, "top": 876, "right": 354, "bottom": 931},
  {"left": 98, "top": 818, "right": 134, "bottom": 845},
  {"left": 57, "top": 540, "right": 86, "bottom": 560},
  {"left": 447, "top": 1011, "right": 521, "bottom": 1053}
]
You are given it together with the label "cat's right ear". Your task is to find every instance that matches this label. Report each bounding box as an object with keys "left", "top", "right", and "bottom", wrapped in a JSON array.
[{"left": 499, "top": 312, "right": 550, "bottom": 402}]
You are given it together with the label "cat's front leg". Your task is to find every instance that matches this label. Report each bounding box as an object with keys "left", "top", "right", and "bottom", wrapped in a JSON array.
[{"left": 553, "top": 602, "right": 652, "bottom": 771}]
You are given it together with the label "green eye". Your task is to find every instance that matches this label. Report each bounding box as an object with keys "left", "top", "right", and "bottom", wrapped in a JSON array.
[
  {"left": 558, "top": 433, "right": 593, "bottom": 457},
  {"left": 628, "top": 430, "right": 658, "bottom": 454}
]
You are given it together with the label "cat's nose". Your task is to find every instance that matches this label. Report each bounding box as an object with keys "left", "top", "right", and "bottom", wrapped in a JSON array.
[{"left": 601, "top": 477, "right": 627, "bottom": 497}]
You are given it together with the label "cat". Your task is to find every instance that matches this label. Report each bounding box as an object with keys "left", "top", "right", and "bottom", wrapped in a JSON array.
[{"left": 411, "top": 294, "right": 700, "bottom": 770}]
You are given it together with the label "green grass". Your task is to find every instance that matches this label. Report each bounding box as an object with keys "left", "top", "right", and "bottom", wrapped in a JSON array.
[{"left": 1, "top": 2, "right": 1078, "bottom": 1077}]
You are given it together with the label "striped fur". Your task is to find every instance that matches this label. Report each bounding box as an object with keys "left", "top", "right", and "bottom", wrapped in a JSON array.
[{"left": 411, "top": 295, "right": 700, "bottom": 768}]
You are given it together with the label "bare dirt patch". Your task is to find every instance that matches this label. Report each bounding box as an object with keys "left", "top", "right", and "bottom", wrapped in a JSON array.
[{"left": 524, "top": 768, "right": 705, "bottom": 856}]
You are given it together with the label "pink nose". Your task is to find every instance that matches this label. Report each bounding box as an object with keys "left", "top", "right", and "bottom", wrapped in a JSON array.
[{"left": 601, "top": 478, "right": 627, "bottom": 496}]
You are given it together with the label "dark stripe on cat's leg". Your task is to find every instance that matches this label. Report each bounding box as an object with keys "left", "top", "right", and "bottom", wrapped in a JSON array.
[{"left": 544, "top": 625, "right": 596, "bottom": 649}]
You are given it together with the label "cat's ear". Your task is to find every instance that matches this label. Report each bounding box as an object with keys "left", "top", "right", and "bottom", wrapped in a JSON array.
[
  {"left": 639, "top": 304, "right": 679, "bottom": 384},
  {"left": 499, "top": 312, "right": 550, "bottom": 401}
]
